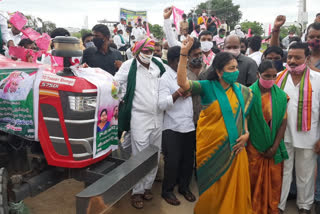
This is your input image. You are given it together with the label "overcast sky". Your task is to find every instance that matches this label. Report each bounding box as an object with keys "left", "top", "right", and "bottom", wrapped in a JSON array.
[{"left": 0, "top": 0, "right": 319, "bottom": 29}]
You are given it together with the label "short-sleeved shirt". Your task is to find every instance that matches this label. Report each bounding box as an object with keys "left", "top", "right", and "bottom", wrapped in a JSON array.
[{"left": 81, "top": 47, "right": 122, "bottom": 76}]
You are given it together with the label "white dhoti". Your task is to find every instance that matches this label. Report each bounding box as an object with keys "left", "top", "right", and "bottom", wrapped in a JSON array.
[
  {"left": 279, "top": 142, "right": 317, "bottom": 210},
  {"left": 131, "top": 126, "right": 162, "bottom": 195}
]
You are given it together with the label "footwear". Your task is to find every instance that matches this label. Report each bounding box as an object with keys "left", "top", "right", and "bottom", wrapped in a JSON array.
[
  {"left": 315, "top": 201, "right": 320, "bottom": 214},
  {"left": 143, "top": 189, "right": 153, "bottom": 201},
  {"left": 131, "top": 194, "right": 144, "bottom": 209},
  {"left": 298, "top": 208, "right": 311, "bottom": 214},
  {"left": 178, "top": 189, "right": 196, "bottom": 202},
  {"left": 162, "top": 192, "right": 181, "bottom": 206}
]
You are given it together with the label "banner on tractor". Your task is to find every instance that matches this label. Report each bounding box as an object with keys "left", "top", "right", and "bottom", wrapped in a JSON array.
[
  {"left": 0, "top": 68, "right": 41, "bottom": 139},
  {"left": 72, "top": 67, "right": 120, "bottom": 159}
]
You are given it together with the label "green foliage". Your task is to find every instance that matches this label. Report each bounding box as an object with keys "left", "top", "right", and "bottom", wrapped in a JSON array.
[
  {"left": 71, "top": 32, "right": 81, "bottom": 39},
  {"left": 279, "top": 25, "right": 301, "bottom": 40},
  {"left": 71, "top": 29, "right": 92, "bottom": 39},
  {"left": 25, "top": 15, "right": 56, "bottom": 35},
  {"left": 195, "top": 0, "right": 242, "bottom": 29},
  {"left": 80, "top": 29, "right": 92, "bottom": 37},
  {"left": 42, "top": 21, "right": 56, "bottom": 35},
  {"left": 240, "top": 20, "right": 264, "bottom": 36},
  {"left": 148, "top": 23, "right": 164, "bottom": 40}
]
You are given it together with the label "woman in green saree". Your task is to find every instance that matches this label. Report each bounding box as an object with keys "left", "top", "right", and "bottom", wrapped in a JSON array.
[{"left": 177, "top": 36, "right": 254, "bottom": 214}]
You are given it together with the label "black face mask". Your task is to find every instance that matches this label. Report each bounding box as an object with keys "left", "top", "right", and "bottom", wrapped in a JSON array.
[
  {"left": 240, "top": 49, "right": 246, "bottom": 55},
  {"left": 189, "top": 57, "right": 203, "bottom": 68},
  {"left": 154, "top": 54, "right": 162, "bottom": 58},
  {"left": 273, "top": 59, "right": 284, "bottom": 72},
  {"left": 93, "top": 38, "right": 104, "bottom": 49}
]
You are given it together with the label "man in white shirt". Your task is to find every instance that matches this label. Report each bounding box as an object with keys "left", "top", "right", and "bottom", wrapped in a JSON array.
[
  {"left": 114, "top": 38, "right": 167, "bottom": 209},
  {"left": 278, "top": 42, "right": 320, "bottom": 214},
  {"left": 248, "top": 35, "right": 263, "bottom": 66},
  {"left": 179, "top": 29, "right": 189, "bottom": 42},
  {"left": 230, "top": 25, "right": 245, "bottom": 38},
  {"left": 117, "top": 18, "right": 126, "bottom": 34},
  {"left": 0, "top": 14, "right": 14, "bottom": 55},
  {"left": 158, "top": 45, "right": 196, "bottom": 206},
  {"left": 4, "top": 25, "right": 22, "bottom": 58},
  {"left": 132, "top": 23, "right": 146, "bottom": 41},
  {"left": 8, "top": 25, "right": 22, "bottom": 46},
  {"left": 113, "top": 29, "right": 127, "bottom": 51}
]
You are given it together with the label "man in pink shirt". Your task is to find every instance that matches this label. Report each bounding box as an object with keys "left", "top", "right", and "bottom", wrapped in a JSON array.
[{"left": 212, "top": 28, "right": 225, "bottom": 49}]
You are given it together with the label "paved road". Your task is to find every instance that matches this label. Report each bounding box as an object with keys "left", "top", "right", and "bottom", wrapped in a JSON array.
[{"left": 24, "top": 178, "right": 315, "bottom": 214}]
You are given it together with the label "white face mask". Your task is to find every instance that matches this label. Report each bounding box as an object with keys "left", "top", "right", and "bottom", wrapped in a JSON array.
[
  {"left": 201, "top": 41, "right": 213, "bottom": 52},
  {"left": 224, "top": 48, "right": 241, "bottom": 57},
  {"left": 139, "top": 52, "right": 153, "bottom": 64}
]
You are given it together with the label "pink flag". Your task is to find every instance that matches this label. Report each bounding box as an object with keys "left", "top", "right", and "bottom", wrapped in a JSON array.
[
  {"left": 36, "top": 33, "right": 51, "bottom": 51},
  {"left": 268, "top": 24, "right": 272, "bottom": 36},
  {"left": 9, "top": 46, "right": 42, "bottom": 63},
  {"left": 172, "top": 6, "right": 184, "bottom": 33},
  {"left": 247, "top": 28, "right": 252, "bottom": 37},
  {"left": 9, "top": 46, "right": 26, "bottom": 60},
  {"left": 146, "top": 22, "right": 150, "bottom": 37},
  {"left": 9, "top": 12, "right": 28, "bottom": 31},
  {"left": 21, "top": 28, "right": 41, "bottom": 41}
]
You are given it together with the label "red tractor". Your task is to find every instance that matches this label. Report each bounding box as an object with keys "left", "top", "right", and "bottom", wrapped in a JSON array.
[{"left": 0, "top": 37, "right": 157, "bottom": 214}]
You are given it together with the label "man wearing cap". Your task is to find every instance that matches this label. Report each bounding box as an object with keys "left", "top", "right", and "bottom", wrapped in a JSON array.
[
  {"left": 230, "top": 25, "right": 245, "bottom": 38},
  {"left": 114, "top": 38, "right": 167, "bottom": 209}
]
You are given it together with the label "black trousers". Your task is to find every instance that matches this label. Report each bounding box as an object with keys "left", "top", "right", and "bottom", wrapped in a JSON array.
[{"left": 161, "top": 129, "right": 195, "bottom": 196}]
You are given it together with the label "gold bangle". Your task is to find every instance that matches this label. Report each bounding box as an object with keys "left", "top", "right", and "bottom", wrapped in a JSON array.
[{"left": 180, "top": 53, "right": 188, "bottom": 57}]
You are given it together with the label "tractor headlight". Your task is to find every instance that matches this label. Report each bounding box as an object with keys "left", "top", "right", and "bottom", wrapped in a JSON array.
[{"left": 68, "top": 96, "right": 96, "bottom": 112}]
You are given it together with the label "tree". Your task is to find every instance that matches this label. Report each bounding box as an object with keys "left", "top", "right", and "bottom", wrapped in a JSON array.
[
  {"left": 148, "top": 23, "right": 164, "bottom": 40},
  {"left": 240, "top": 20, "right": 264, "bottom": 36},
  {"left": 279, "top": 25, "right": 301, "bottom": 40},
  {"left": 25, "top": 15, "right": 56, "bottom": 34},
  {"left": 195, "top": 0, "right": 242, "bottom": 29},
  {"left": 42, "top": 21, "right": 57, "bottom": 35}
]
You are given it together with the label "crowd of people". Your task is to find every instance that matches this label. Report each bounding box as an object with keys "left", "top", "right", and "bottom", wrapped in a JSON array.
[{"left": 1, "top": 5, "right": 320, "bottom": 214}]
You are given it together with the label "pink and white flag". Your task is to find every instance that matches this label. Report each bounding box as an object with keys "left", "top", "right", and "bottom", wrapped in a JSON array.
[
  {"left": 21, "top": 28, "right": 41, "bottom": 41},
  {"left": 35, "top": 33, "right": 51, "bottom": 51},
  {"left": 9, "top": 12, "right": 27, "bottom": 31},
  {"left": 172, "top": 6, "right": 184, "bottom": 33}
]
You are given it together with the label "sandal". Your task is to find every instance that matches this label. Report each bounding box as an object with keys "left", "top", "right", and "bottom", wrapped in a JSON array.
[
  {"left": 178, "top": 190, "right": 196, "bottom": 202},
  {"left": 143, "top": 189, "right": 153, "bottom": 201},
  {"left": 162, "top": 192, "right": 181, "bottom": 206},
  {"left": 131, "top": 194, "right": 144, "bottom": 209}
]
